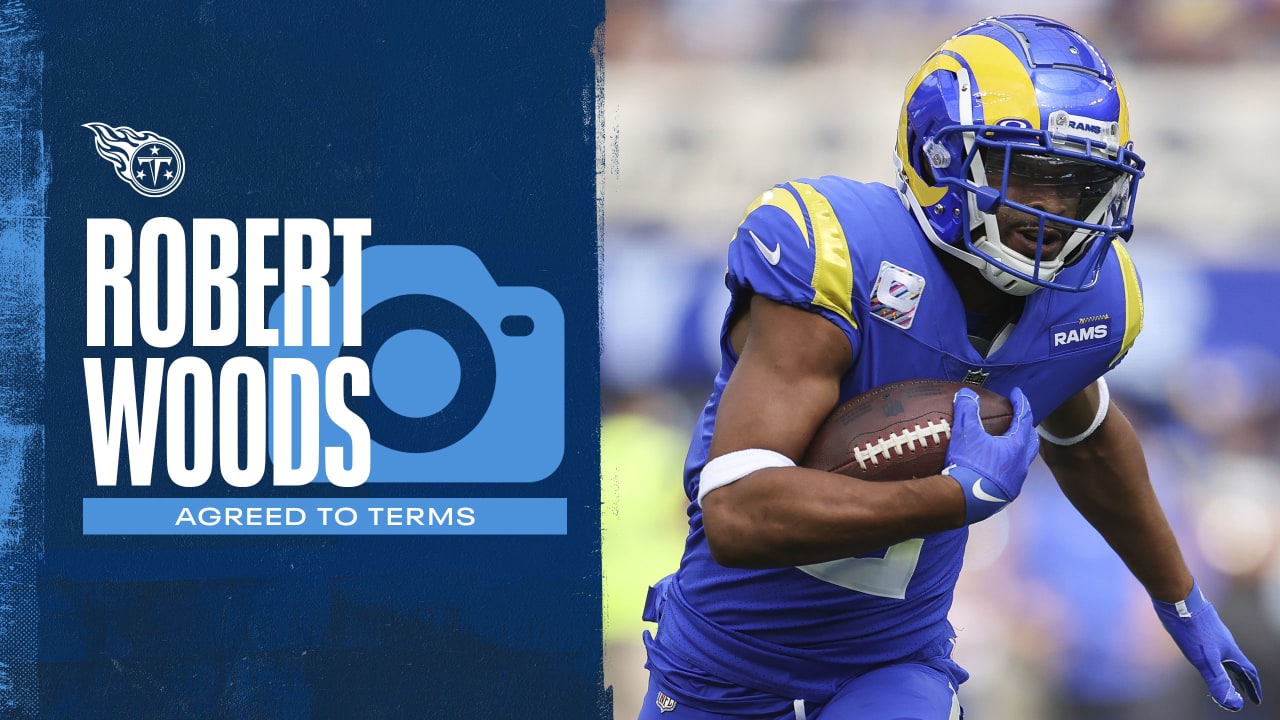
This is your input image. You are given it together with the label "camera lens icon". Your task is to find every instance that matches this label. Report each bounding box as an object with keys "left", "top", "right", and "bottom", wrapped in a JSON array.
[{"left": 267, "top": 245, "right": 565, "bottom": 483}]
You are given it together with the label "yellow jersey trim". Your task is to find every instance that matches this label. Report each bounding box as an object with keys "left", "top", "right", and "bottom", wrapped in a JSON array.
[
  {"left": 1110, "top": 239, "right": 1143, "bottom": 366},
  {"left": 789, "top": 181, "right": 856, "bottom": 329},
  {"left": 738, "top": 187, "right": 808, "bottom": 247}
]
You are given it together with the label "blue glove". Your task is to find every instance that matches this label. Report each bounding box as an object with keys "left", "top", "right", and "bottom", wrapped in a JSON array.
[
  {"left": 1153, "top": 579, "right": 1262, "bottom": 711},
  {"left": 941, "top": 386, "right": 1039, "bottom": 525}
]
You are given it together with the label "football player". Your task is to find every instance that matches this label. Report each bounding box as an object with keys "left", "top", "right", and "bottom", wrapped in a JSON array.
[{"left": 636, "top": 14, "right": 1262, "bottom": 720}]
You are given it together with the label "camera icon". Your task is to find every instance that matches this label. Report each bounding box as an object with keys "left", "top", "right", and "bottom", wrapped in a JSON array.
[{"left": 267, "top": 245, "right": 565, "bottom": 483}]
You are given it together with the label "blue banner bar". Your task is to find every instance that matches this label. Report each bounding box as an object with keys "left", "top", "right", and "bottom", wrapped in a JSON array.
[{"left": 84, "top": 498, "right": 567, "bottom": 535}]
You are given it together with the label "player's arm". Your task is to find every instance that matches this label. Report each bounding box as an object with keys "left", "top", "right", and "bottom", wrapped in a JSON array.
[
  {"left": 1040, "top": 380, "right": 1262, "bottom": 710},
  {"left": 700, "top": 295, "right": 1028, "bottom": 568},
  {"left": 1039, "top": 381, "right": 1191, "bottom": 598}
]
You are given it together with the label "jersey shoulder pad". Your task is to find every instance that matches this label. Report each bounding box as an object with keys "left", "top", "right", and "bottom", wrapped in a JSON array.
[{"left": 726, "top": 179, "right": 859, "bottom": 330}]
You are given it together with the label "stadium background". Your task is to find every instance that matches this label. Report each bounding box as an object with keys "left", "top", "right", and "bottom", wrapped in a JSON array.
[{"left": 599, "top": 2, "right": 1280, "bottom": 719}]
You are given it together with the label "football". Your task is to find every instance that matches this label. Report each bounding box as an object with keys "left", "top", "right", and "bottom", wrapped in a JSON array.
[{"left": 801, "top": 379, "right": 1013, "bottom": 482}]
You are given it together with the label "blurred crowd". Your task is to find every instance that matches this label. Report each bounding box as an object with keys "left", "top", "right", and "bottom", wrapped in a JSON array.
[
  {"left": 605, "top": 0, "right": 1280, "bottom": 64},
  {"left": 600, "top": 2, "right": 1280, "bottom": 720}
]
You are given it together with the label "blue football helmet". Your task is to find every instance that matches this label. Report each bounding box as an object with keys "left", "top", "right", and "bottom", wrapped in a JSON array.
[{"left": 894, "top": 14, "right": 1145, "bottom": 295}]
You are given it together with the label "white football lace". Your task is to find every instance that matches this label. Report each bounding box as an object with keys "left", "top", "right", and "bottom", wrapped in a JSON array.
[{"left": 851, "top": 419, "right": 951, "bottom": 470}]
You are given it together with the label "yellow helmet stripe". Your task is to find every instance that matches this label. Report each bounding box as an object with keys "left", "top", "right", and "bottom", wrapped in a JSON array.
[
  {"left": 897, "top": 35, "right": 1039, "bottom": 210},
  {"left": 897, "top": 52, "right": 964, "bottom": 208},
  {"left": 1109, "top": 239, "right": 1143, "bottom": 367},
  {"left": 789, "top": 182, "right": 857, "bottom": 329},
  {"left": 943, "top": 35, "right": 1039, "bottom": 130},
  {"left": 1114, "top": 77, "right": 1131, "bottom": 147}
]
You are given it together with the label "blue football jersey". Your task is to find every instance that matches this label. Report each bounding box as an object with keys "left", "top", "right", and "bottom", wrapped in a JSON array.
[{"left": 649, "top": 176, "right": 1143, "bottom": 702}]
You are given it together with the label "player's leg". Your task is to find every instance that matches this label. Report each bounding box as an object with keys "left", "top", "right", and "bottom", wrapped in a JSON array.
[{"left": 814, "top": 662, "right": 962, "bottom": 720}]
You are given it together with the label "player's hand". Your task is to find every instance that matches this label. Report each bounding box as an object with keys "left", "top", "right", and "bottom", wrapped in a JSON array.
[
  {"left": 1153, "top": 580, "right": 1262, "bottom": 711},
  {"left": 941, "top": 386, "right": 1038, "bottom": 524}
]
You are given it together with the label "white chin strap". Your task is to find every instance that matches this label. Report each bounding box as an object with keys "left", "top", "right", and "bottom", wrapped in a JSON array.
[
  {"left": 979, "top": 262, "right": 1044, "bottom": 296},
  {"left": 971, "top": 232, "right": 1060, "bottom": 297}
]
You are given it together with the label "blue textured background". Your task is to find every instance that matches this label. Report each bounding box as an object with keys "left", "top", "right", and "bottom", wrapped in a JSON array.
[{"left": 2, "top": 1, "right": 605, "bottom": 717}]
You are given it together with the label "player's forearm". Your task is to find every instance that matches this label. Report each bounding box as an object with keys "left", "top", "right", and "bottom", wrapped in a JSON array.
[
  {"left": 700, "top": 466, "right": 966, "bottom": 568},
  {"left": 1042, "top": 406, "right": 1192, "bottom": 602}
]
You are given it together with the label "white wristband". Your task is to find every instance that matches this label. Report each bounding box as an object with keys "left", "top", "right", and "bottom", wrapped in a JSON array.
[
  {"left": 697, "top": 448, "right": 795, "bottom": 506},
  {"left": 1037, "top": 377, "right": 1110, "bottom": 446}
]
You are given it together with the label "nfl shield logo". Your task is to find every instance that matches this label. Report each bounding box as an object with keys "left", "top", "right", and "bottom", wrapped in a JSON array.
[{"left": 655, "top": 691, "right": 677, "bottom": 713}]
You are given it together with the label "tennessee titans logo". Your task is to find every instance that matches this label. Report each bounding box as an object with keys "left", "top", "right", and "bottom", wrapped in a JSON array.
[{"left": 83, "top": 122, "right": 186, "bottom": 197}]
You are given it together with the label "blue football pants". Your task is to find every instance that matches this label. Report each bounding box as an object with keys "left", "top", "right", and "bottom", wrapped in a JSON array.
[{"left": 635, "top": 661, "right": 962, "bottom": 720}]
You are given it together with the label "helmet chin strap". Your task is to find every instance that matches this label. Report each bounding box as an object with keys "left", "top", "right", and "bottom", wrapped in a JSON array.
[
  {"left": 939, "top": 229, "right": 1047, "bottom": 297},
  {"left": 970, "top": 223, "right": 1060, "bottom": 297},
  {"left": 976, "top": 254, "right": 1045, "bottom": 297}
]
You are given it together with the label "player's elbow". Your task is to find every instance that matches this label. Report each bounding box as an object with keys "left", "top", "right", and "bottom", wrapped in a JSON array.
[{"left": 701, "top": 491, "right": 775, "bottom": 568}]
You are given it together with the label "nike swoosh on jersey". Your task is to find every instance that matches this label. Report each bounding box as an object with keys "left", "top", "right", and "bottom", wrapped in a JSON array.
[
  {"left": 971, "top": 478, "right": 1006, "bottom": 504},
  {"left": 748, "top": 230, "right": 781, "bottom": 265}
]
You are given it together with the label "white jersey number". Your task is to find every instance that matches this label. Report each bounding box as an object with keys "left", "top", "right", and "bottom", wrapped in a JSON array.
[{"left": 795, "top": 538, "right": 924, "bottom": 599}]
